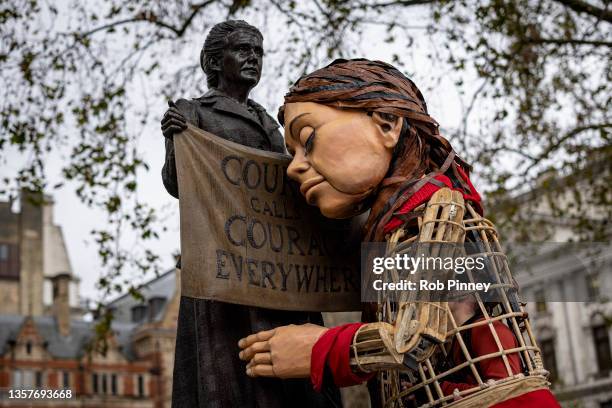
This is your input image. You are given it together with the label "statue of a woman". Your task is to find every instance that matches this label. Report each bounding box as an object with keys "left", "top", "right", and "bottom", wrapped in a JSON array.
[
  {"left": 161, "top": 21, "right": 341, "bottom": 408},
  {"left": 238, "top": 59, "right": 561, "bottom": 408}
]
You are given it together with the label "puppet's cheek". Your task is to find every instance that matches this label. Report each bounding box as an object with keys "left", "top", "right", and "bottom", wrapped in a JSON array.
[
  {"left": 307, "top": 181, "right": 372, "bottom": 219},
  {"left": 310, "top": 148, "right": 390, "bottom": 195}
]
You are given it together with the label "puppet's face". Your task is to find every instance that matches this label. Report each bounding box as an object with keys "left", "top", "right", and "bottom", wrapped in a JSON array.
[{"left": 284, "top": 102, "right": 402, "bottom": 218}]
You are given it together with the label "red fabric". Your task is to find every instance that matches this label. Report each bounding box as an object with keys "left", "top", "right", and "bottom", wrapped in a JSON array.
[
  {"left": 382, "top": 169, "right": 483, "bottom": 235},
  {"left": 440, "top": 318, "right": 560, "bottom": 407},
  {"left": 310, "top": 323, "right": 373, "bottom": 392},
  {"left": 472, "top": 320, "right": 521, "bottom": 380},
  {"left": 491, "top": 389, "right": 561, "bottom": 408},
  {"left": 382, "top": 175, "right": 450, "bottom": 234},
  {"left": 441, "top": 318, "right": 521, "bottom": 395},
  {"left": 455, "top": 165, "right": 483, "bottom": 213}
]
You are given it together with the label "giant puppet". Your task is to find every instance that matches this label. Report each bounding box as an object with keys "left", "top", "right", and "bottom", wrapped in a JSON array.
[
  {"left": 160, "top": 20, "right": 342, "bottom": 408},
  {"left": 238, "top": 59, "right": 562, "bottom": 408}
]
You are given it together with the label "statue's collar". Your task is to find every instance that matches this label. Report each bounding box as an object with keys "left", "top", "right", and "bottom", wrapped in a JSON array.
[
  {"left": 196, "top": 89, "right": 279, "bottom": 133},
  {"left": 198, "top": 88, "right": 263, "bottom": 110}
]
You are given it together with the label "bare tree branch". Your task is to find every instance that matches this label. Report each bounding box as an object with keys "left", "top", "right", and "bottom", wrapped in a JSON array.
[
  {"left": 553, "top": 0, "right": 612, "bottom": 23},
  {"left": 480, "top": 145, "right": 538, "bottom": 162},
  {"left": 359, "top": 0, "right": 439, "bottom": 7},
  {"left": 78, "top": 1, "right": 216, "bottom": 39},
  {"left": 524, "top": 123, "right": 612, "bottom": 173},
  {"left": 175, "top": 1, "right": 218, "bottom": 36},
  {"left": 524, "top": 37, "right": 612, "bottom": 47},
  {"left": 461, "top": 80, "right": 487, "bottom": 140}
]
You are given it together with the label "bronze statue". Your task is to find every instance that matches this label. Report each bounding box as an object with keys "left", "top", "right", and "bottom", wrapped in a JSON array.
[{"left": 161, "top": 20, "right": 340, "bottom": 407}]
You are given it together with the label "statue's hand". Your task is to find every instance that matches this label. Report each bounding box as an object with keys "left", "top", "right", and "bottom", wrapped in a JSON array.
[
  {"left": 238, "top": 323, "right": 328, "bottom": 379},
  {"left": 161, "top": 100, "right": 187, "bottom": 139}
]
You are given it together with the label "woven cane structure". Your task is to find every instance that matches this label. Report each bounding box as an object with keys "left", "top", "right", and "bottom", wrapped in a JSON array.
[{"left": 350, "top": 188, "right": 549, "bottom": 407}]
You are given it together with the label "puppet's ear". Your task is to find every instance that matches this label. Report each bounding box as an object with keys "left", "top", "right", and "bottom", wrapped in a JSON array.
[{"left": 370, "top": 111, "right": 402, "bottom": 149}]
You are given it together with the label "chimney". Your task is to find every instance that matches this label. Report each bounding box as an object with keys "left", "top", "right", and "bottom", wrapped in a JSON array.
[
  {"left": 50, "top": 273, "right": 71, "bottom": 336},
  {"left": 19, "top": 189, "right": 45, "bottom": 316}
]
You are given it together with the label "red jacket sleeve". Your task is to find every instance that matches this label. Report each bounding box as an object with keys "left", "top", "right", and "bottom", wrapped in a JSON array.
[
  {"left": 441, "top": 321, "right": 521, "bottom": 396},
  {"left": 491, "top": 389, "right": 561, "bottom": 408},
  {"left": 310, "top": 323, "right": 374, "bottom": 392},
  {"left": 440, "top": 380, "right": 475, "bottom": 396},
  {"left": 472, "top": 321, "right": 521, "bottom": 379}
]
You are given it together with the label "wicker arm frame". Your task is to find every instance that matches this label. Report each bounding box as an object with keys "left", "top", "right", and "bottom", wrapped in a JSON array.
[{"left": 348, "top": 188, "right": 549, "bottom": 407}]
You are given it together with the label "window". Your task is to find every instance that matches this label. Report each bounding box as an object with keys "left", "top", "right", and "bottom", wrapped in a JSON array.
[
  {"left": 586, "top": 272, "right": 601, "bottom": 301},
  {"left": 534, "top": 289, "right": 547, "bottom": 313},
  {"left": 101, "top": 374, "right": 108, "bottom": 394},
  {"left": 26, "top": 342, "right": 32, "bottom": 355},
  {"left": 12, "top": 370, "right": 22, "bottom": 388},
  {"left": 0, "top": 243, "right": 19, "bottom": 279},
  {"left": 148, "top": 297, "right": 167, "bottom": 321},
  {"left": 111, "top": 374, "right": 117, "bottom": 395},
  {"left": 22, "top": 370, "right": 34, "bottom": 387},
  {"left": 63, "top": 371, "right": 70, "bottom": 388},
  {"left": 12, "top": 370, "right": 38, "bottom": 389},
  {"left": 35, "top": 371, "right": 43, "bottom": 388},
  {"left": 131, "top": 305, "right": 148, "bottom": 323},
  {"left": 593, "top": 325, "right": 612, "bottom": 374},
  {"left": 92, "top": 373, "right": 98, "bottom": 394},
  {"left": 540, "top": 339, "right": 558, "bottom": 383},
  {"left": 137, "top": 375, "right": 145, "bottom": 397}
]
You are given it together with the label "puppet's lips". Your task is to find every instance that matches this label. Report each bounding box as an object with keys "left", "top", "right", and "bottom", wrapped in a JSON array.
[{"left": 300, "top": 175, "right": 325, "bottom": 198}]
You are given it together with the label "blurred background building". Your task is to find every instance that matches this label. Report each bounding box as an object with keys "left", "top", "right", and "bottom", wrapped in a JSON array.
[
  {"left": 0, "top": 190, "right": 179, "bottom": 408},
  {"left": 510, "top": 163, "right": 612, "bottom": 408}
]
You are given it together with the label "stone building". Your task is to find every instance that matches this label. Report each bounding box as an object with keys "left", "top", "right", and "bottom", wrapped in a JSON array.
[
  {"left": 507, "top": 178, "right": 612, "bottom": 407},
  {"left": 522, "top": 280, "right": 612, "bottom": 408},
  {"left": 0, "top": 191, "right": 180, "bottom": 407},
  {"left": 0, "top": 190, "right": 82, "bottom": 317},
  {"left": 106, "top": 268, "right": 180, "bottom": 408}
]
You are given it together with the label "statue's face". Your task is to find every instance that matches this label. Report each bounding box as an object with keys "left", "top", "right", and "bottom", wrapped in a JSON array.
[
  {"left": 220, "top": 30, "right": 263, "bottom": 87},
  {"left": 284, "top": 102, "right": 401, "bottom": 218}
]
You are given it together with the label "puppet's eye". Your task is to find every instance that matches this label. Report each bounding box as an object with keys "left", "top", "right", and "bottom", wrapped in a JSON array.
[{"left": 304, "top": 130, "right": 315, "bottom": 155}]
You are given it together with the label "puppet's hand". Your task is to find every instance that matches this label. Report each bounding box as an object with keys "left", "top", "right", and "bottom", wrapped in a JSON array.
[{"left": 238, "top": 323, "right": 328, "bottom": 379}]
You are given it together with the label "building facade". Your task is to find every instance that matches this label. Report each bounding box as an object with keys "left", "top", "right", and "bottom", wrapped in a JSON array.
[
  {"left": 0, "top": 191, "right": 180, "bottom": 407},
  {"left": 517, "top": 245, "right": 612, "bottom": 408}
]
